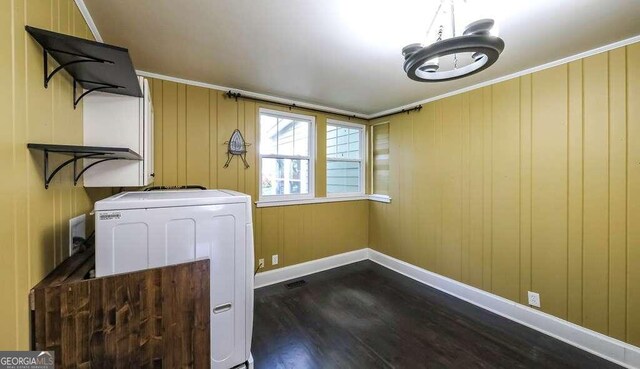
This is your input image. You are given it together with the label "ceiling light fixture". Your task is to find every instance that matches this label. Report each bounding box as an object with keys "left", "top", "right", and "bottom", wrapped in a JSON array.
[{"left": 402, "top": 0, "right": 505, "bottom": 82}]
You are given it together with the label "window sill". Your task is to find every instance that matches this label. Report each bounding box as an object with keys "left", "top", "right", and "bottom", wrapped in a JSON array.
[
  {"left": 369, "top": 194, "right": 392, "bottom": 203},
  {"left": 255, "top": 194, "right": 392, "bottom": 208},
  {"left": 256, "top": 195, "right": 369, "bottom": 208}
]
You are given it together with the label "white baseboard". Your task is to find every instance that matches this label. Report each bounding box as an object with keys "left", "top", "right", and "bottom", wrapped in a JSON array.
[
  {"left": 367, "top": 248, "right": 640, "bottom": 369},
  {"left": 254, "top": 247, "right": 640, "bottom": 368},
  {"left": 254, "top": 248, "right": 368, "bottom": 289}
]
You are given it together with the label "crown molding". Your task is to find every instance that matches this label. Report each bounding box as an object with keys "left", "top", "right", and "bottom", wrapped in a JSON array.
[
  {"left": 141, "top": 33, "right": 640, "bottom": 121},
  {"left": 136, "top": 70, "right": 369, "bottom": 119},
  {"left": 74, "top": 0, "right": 103, "bottom": 42},
  {"left": 369, "top": 34, "right": 640, "bottom": 119},
  {"left": 72, "top": 0, "right": 640, "bottom": 120}
]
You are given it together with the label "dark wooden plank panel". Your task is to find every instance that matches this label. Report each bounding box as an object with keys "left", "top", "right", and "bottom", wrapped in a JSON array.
[
  {"left": 60, "top": 281, "right": 77, "bottom": 368},
  {"left": 150, "top": 268, "right": 163, "bottom": 368},
  {"left": 73, "top": 280, "right": 89, "bottom": 368},
  {"left": 33, "top": 288, "right": 46, "bottom": 351},
  {"left": 44, "top": 286, "right": 62, "bottom": 364},
  {"left": 32, "top": 247, "right": 95, "bottom": 289},
  {"left": 87, "top": 281, "right": 105, "bottom": 368},
  {"left": 102, "top": 272, "right": 117, "bottom": 369},
  {"left": 161, "top": 261, "right": 210, "bottom": 368},
  {"left": 193, "top": 260, "right": 210, "bottom": 369},
  {"left": 32, "top": 256, "right": 210, "bottom": 369},
  {"left": 162, "top": 263, "right": 181, "bottom": 368},
  {"left": 114, "top": 271, "right": 141, "bottom": 368},
  {"left": 139, "top": 266, "right": 161, "bottom": 369}
]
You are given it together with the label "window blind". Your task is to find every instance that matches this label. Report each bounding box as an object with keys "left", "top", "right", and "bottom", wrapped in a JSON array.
[{"left": 372, "top": 123, "right": 390, "bottom": 196}]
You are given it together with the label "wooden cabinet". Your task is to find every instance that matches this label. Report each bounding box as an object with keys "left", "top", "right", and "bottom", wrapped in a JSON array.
[
  {"left": 30, "top": 247, "right": 210, "bottom": 368},
  {"left": 83, "top": 76, "right": 154, "bottom": 187}
]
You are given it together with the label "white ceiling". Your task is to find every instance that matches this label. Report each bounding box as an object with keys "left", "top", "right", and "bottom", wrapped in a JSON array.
[{"left": 84, "top": 0, "right": 640, "bottom": 115}]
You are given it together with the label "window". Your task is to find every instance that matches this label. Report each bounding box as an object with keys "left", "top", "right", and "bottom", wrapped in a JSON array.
[
  {"left": 326, "top": 120, "right": 364, "bottom": 195},
  {"left": 259, "top": 109, "right": 314, "bottom": 200},
  {"left": 371, "top": 122, "right": 390, "bottom": 196}
]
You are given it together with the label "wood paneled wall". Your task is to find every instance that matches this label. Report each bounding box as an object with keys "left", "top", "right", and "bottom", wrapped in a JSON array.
[
  {"left": 4, "top": 0, "right": 635, "bottom": 352},
  {"left": 0, "top": 0, "right": 111, "bottom": 350},
  {"left": 370, "top": 43, "right": 640, "bottom": 346},
  {"left": 149, "top": 80, "right": 369, "bottom": 272}
]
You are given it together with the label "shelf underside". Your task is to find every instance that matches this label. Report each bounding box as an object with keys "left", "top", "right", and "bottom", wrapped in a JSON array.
[
  {"left": 27, "top": 143, "right": 142, "bottom": 160},
  {"left": 28, "top": 143, "right": 142, "bottom": 188}
]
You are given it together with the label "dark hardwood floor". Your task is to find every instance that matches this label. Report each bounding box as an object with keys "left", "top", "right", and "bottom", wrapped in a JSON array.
[{"left": 252, "top": 261, "right": 621, "bottom": 369}]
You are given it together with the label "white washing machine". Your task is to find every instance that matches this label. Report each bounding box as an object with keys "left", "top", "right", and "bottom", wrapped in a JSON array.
[{"left": 94, "top": 189, "right": 254, "bottom": 369}]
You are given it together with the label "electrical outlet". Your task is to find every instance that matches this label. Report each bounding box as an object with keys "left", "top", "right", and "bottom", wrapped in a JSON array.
[
  {"left": 272, "top": 254, "right": 279, "bottom": 265},
  {"left": 69, "top": 214, "right": 86, "bottom": 257},
  {"left": 528, "top": 291, "right": 541, "bottom": 308},
  {"left": 258, "top": 258, "right": 265, "bottom": 269}
]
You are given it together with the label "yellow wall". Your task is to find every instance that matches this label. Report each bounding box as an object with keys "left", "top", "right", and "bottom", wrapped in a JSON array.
[
  {"left": 0, "top": 0, "right": 110, "bottom": 349},
  {"left": 4, "top": 0, "right": 636, "bottom": 352},
  {"left": 148, "top": 80, "right": 369, "bottom": 272},
  {"left": 370, "top": 43, "right": 640, "bottom": 346}
]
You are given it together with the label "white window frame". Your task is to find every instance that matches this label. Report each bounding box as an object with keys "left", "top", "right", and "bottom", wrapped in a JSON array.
[
  {"left": 326, "top": 119, "right": 365, "bottom": 197},
  {"left": 258, "top": 108, "right": 316, "bottom": 202}
]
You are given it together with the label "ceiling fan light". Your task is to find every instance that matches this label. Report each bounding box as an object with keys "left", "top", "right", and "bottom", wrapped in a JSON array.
[
  {"left": 463, "top": 18, "right": 495, "bottom": 36},
  {"left": 402, "top": 34, "right": 505, "bottom": 82},
  {"left": 402, "top": 43, "right": 423, "bottom": 60},
  {"left": 472, "top": 51, "right": 484, "bottom": 61},
  {"left": 401, "top": 0, "right": 504, "bottom": 83},
  {"left": 419, "top": 64, "right": 440, "bottom": 72}
]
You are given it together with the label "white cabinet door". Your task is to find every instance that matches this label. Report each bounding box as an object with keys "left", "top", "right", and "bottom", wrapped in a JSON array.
[
  {"left": 83, "top": 77, "right": 154, "bottom": 187},
  {"left": 146, "top": 94, "right": 155, "bottom": 184}
]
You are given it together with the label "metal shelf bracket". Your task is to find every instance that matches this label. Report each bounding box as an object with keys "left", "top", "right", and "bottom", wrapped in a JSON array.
[
  {"left": 73, "top": 157, "right": 118, "bottom": 185},
  {"left": 43, "top": 48, "right": 114, "bottom": 89},
  {"left": 73, "top": 79, "right": 123, "bottom": 109},
  {"left": 41, "top": 151, "right": 102, "bottom": 189}
]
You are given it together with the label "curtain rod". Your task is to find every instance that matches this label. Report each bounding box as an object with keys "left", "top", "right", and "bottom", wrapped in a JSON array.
[
  {"left": 225, "top": 91, "right": 422, "bottom": 121},
  {"left": 370, "top": 105, "right": 423, "bottom": 120}
]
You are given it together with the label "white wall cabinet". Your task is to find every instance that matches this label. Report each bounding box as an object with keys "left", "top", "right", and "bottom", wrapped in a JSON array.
[{"left": 83, "top": 77, "right": 154, "bottom": 187}]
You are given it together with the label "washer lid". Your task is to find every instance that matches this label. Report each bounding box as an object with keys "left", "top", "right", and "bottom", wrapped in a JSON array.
[{"left": 94, "top": 189, "right": 251, "bottom": 211}]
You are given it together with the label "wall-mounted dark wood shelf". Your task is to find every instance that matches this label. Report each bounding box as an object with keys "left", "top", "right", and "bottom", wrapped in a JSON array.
[
  {"left": 25, "top": 26, "right": 142, "bottom": 109},
  {"left": 27, "top": 143, "right": 142, "bottom": 189}
]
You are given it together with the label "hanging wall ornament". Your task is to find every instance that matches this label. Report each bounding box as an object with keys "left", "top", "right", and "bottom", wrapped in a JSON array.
[{"left": 224, "top": 129, "right": 251, "bottom": 169}]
